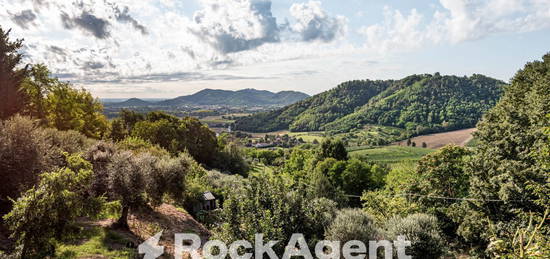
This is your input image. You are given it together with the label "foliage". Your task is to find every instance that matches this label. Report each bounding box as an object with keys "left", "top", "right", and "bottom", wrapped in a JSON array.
[
  {"left": 213, "top": 174, "right": 334, "bottom": 254},
  {"left": 117, "top": 111, "right": 237, "bottom": 170},
  {"left": 106, "top": 150, "right": 191, "bottom": 228},
  {"left": 0, "top": 27, "right": 28, "bottom": 120},
  {"left": 55, "top": 227, "right": 136, "bottom": 259},
  {"left": 319, "top": 138, "right": 348, "bottom": 161},
  {"left": 235, "top": 80, "right": 390, "bottom": 132},
  {"left": 236, "top": 74, "right": 504, "bottom": 135},
  {"left": 19, "top": 64, "right": 109, "bottom": 138},
  {"left": 409, "top": 145, "right": 471, "bottom": 237},
  {"left": 349, "top": 146, "right": 435, "bottom": 165},
  {"left": 384, "top": 213, "right": 445, "bottom": 259},
  {"left": 458, "top": 53, "right": 550, "bottom": 252},
  {"left": 214, "top": 142, "right": 250, "bottom": 176},
  {"left": 3, "top": 154, "right": 105, "bottom": 258},
  {"left": 0, "top": 116, "right": 92, "bottom": 214},
  {"left": 361, "top": 190, "right": 420, "bottom": 223},
  {"left": 324, "top": 208, "right": 379, "bottom": 243},
  {"left": 116, "top": 136, "right": 170, "bottom": 157}
]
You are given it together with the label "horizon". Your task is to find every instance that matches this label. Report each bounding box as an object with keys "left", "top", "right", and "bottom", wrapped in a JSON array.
[
  {"left": 97, "top": 72, "right": 504, "bottom": 100},
  {"left": 1, "top": 0, "right": 549, "bottom": 98}
]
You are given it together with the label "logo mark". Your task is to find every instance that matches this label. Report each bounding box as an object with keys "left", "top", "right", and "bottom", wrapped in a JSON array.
[{"left": 138, "top": 231, "right": 165, "bottom": 259}]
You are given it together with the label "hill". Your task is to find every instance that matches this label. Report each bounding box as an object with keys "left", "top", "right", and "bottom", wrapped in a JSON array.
[
  {"left": 105, "top": 98, "right": 152, "bottom": 107},
  {"left": 104, "top": 89, "right": 309, "bottom": 108},
  {"left": 235, "top": 74, "right": 505, "bottom": 135},
  {"left": 157, "top": 88, "right": 309, "bottom": 107}
]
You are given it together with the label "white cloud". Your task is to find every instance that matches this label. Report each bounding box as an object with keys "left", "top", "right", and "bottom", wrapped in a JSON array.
[
  {"left": 190, "top": 0, "right": 280, "bottom": 54},
  {"left": 289, "top": 1, "right": 347, "bottom": 42},
  {"left": 434, "top": 0, "right": 550, "bottom": 43},
  {"left": 358, "top": 7, "right": 424, "bottom": 52},
  {"left": 358, "top": 0, "right": 550, "bottom": 53}
]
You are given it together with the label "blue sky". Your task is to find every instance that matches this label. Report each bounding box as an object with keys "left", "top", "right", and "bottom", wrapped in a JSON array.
[{"left": 1, "top": 0, "right": 549, "bottom": 98}]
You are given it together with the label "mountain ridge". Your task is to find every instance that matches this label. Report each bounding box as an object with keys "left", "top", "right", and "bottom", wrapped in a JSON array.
[{"left": 104, "top": 88, "right": 309, "bottom": 107}]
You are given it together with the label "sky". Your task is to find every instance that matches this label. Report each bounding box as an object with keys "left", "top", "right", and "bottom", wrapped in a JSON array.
[{"left": 1, "top": 0, "right": 550, "bottom": 98}]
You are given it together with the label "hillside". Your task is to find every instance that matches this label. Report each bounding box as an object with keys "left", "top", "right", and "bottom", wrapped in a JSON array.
[
  {"left": 235, "top": 74, "right": 505, "bottom": 134},
  {"left": 157, "top": 89, "right": 309, "bottom": 107},
  {"left": 104, "top": 89, "right": 309, "bottom": 107},
  {"left": 105, "top": 98, "right": 152, "bottom": 107}
]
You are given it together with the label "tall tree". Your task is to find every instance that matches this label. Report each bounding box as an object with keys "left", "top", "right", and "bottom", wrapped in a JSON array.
[
  {"left": 0, "top": 27, "right": 28, "bottom": 119},
  {"left": 461, "top": 53, "right": 550, "bottom": 248}
]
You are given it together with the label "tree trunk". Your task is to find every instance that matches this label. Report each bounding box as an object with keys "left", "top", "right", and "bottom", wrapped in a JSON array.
[{"left": 114, "top": 206, "right": 130, "bottom": 229}]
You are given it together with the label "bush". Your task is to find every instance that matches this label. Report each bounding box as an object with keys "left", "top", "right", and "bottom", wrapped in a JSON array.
[
  {"left": 324, "top": 208, "right": 379, "bottom": 243},
  {"left": 116, "top": 136, "right": 169, "bottom": 157},
  {"left": 3, "top": 154, "right": 105, "bottom": 258},
  {"left": 384, "top": 213, "right": 445, "bottom": 258},
  {"left": 0, "top": 116, "right": 92, "bottom": 214}
]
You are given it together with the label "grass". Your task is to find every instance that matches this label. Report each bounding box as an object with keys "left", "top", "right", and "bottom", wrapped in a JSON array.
[
  {"left": 55, "top": 227, "right": 136, "bottom": 259},
  {"left": 349, "top": 145, "right": 435, "bottom": 165},
  {"left": 336, "top": 125, "right": 406, "bottom": 146},
  {"left": 249, "top": 162, "right": 275, "bottom": 174},
  {"left": 288, "top": 132, "right": 325, "bottom": 143}
]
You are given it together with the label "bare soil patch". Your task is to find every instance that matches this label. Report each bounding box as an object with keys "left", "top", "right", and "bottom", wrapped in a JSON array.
[{"left": 394, "top": 128, "right": 477, "bottom": 149}]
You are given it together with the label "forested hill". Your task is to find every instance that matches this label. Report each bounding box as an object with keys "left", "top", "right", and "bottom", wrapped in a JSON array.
[{"left": 234, "top": 74, "right": 505, "bottom": 134}]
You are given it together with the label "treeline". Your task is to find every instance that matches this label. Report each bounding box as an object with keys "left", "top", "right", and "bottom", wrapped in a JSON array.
[{"left": 235, "top": 73, "right": 504, "bottom": 135}]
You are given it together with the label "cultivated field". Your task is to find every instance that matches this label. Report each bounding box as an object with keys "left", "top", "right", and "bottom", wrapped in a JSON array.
[
  {"left": 393, "top": 128, "right": 477, "bottom": 149},
  {"left": 349, "top": 146, "right": 435, "bottom": 165}
]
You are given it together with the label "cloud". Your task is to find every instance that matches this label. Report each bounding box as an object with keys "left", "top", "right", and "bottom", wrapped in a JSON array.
[
  {"left": 10, "top": 9, "right": 37, "bottom": 29},
  {"left": 113, "top": 6, "right": 148, "bottom": 35},
  {"left": 359, "top": 0, "right": 550, "bottom": 53},
  {"left": 289, "top": 1, "right": 347, "bottom": 42},
  {"left": 433, "top": 0, "right": 550, "bottom": 43},
  {"left": 61, "top": 11, "right": 111, "bottom": 39},
  {"left": 358, "top": 7, "right": 424, "bottom": 52},
  {"left": 190, "top": 0, "right": 280, "bottom": 54}
]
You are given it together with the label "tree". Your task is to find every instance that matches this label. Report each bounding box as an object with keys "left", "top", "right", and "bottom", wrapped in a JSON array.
[
  {"left": 0, "top": 27, "right": 28, "bottom": 119},
  {"left": 214, "top": 174, "right": 313, "bottom": 254},
  {"left": 109, "top": 118, "right": 127, "bottom": 142},
  {"left": 20, "top": 64, "right": 55, "bottom": 121},
  {"left": 44, "top": 82, "right": 109, "bottom": 138},
  {"left": 107, "top": 151, "right": 149, "bottom": 229},
  {"left": 319, "top": 138, "right": 348, "bottom": 161},
  {"left": 410, "top": 145, "right": 470, "bottom": 237},
  {"left": 460, "top": 53, "right": 550, "bottom": 250},
  {"left": 3, "top": 154, "right": 105, "bottom": 258},
  {"left": 107, "top": 151, "right": 189, "bottom": 229}
]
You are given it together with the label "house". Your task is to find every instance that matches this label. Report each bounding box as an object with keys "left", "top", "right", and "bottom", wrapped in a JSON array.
[{"left": 193, "top": 191, "right": 217, "bottom": 214}]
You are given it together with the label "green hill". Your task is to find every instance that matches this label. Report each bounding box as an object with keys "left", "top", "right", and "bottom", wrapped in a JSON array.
[{"left": 235, "top": 74, "right": 505, "bottom": 135}]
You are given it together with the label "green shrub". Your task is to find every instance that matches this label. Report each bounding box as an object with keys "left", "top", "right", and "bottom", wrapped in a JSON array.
[
  {"left": 384, "top": 213, "right": 445, "bottom": 258},
  {"left": 325, "top": 208, "right": 379, "bottom": 243}
]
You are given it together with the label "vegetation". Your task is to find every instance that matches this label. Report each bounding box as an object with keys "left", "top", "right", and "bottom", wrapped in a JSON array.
[
  {"left": 1, "top": 26, "right": 549, "bottom": 259},
  {"left": 349, "top": 146, "right": 435, "bottom": 165},
  {"left": 235, "top": 74, "right": 504, "bottom": 136}
]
